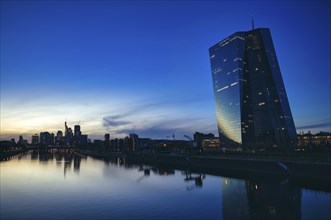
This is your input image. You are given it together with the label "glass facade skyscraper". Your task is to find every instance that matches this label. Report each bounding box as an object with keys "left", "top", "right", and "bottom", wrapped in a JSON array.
[{"left": 209, "top": 28, "right": 297, "bottom": 149}]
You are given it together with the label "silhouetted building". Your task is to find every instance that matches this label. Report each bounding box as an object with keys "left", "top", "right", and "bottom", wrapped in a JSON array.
[
  {"left": 80, "top": 135, "right": 88, "bottom": 145},
  {"left": 93, "top": 139, "right": 103, "bottom": 147},
  {"left": 31, "top": 134, "right": 39, "bottom": 145},
  {"left": 130, "top": 134, "right": 139, "bottom": 151},
  {"left": 202, "top": 138, "right": 221, "bottom": 149},
  {"left": 194, "top": 132, "right": 215, "bottom": 148},
  {"left": 39, "top": 132, "right": 54, "bottom": 146},
  {"left": 104, "top": 133, "right": 110, "bottom": 147},
  {"left": 74, "top": 125, "right": 81, "bottom": 137},
  {"left": 55, "top": 130, "right": 63, "bottom": 145},
  {"left": 297, "top": 131, "right": 331, "bottom": 147},
  {"left": 18, "top": 135, "right": 24, "bottom": 145},
  {"left": 74, "top": 125, "right": 81, "bottom": 145},
  {"left": 64, "top": 122, "right": 73, "bottom": 145},
  {"left": 209, "top": 27, "right": 297, "bottom": 149}
]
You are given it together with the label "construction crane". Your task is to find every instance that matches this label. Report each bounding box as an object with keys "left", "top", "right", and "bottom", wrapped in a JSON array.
[
  {"left": 184, "top": 135, "right": 193, "bottom": 141},
  {"left": 184, "top": 135, "right": 197, "bottom": 148}
]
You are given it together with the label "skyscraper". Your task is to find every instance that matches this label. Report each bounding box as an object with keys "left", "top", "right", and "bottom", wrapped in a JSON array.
[
  {"left": 74, "top": 125, "right": 81, "bottom": 138},
  {"left": 209, "top": 27, "right": 296, "bottom": 149},
  {"left": 31, "top": 134, "right": 39, "bottom": 145}
]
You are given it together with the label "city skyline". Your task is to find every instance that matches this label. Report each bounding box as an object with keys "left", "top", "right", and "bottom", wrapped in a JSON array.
[{"left": 1, "top": 1, "right": 330, "bottom": 141}]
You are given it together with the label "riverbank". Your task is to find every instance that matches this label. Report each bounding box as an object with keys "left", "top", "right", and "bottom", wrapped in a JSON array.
[
  {"left": 75, "top": 149, "right": 331, "bottom": 191},
  {"left": 0, "top": 150, "right": 26, "bottom": 161}
]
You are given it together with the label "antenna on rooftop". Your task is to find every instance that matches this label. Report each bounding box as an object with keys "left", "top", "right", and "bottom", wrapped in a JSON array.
[{"left": 252, "top": 16, "right": 255, "bottom": 30}]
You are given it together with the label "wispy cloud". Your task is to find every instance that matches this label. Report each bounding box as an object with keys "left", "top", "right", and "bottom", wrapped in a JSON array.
[
  {"left": 102, "top": 116, "right": 131, "bottom": 127},
  {"left": 296, "top": 122, "right": 331, "bottom": 130},
  {"left": 1, "top": 87, "right": 217, "bottom": 140}
]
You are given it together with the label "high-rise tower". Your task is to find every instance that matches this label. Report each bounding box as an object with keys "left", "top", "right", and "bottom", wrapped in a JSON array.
[
  {"left": 209, "top": 28, "right": 296, "bottom": 149},
  {"left": 74, "top": 125, "right": 81, "bottom": 138}
]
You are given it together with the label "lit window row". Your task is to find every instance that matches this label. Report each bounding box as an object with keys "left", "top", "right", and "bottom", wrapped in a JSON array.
[
  {"left": 258, "top": 102, "right": 266, "bottom": 106},
  {"left": 219, "top": 35, "right": 245, "bottom": 47},
  {"left": 233, "top": 57, "right": 242, "bottom": 62},
  {"left": 217, "top": 86, "right": 229, "bottom": 92},
  {"left": 213, "top": 68, "right": 222, "bottom": 74},
  {"left": 233, "top": 68, "right": 242, "bottom": 72},
  {"left": 231, "top": 82, "right": 238, "bottom": 86},
  {"left": 220, "top": 41, "right": 229, "bottom": 47}
]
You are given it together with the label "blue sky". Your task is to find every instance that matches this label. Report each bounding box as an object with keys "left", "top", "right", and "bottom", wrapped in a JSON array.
[{"left": 1, "top": 1, "right": 330, "bottom": 141}]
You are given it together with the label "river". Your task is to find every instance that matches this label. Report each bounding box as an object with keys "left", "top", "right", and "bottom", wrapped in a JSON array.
[{"left": 1, "top": 150, "right": 330, "bottom": 220}]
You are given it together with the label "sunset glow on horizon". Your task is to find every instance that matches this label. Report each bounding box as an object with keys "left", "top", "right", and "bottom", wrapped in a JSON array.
[{"left": 1, "top": 1, "right": 330, "bottom": 141}]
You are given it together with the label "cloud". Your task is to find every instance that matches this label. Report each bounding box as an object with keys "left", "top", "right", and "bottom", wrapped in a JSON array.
[
  {"left": 98, "top": 94, "right": 218, "bottom": 139},
  {"left": 102, "top": 116, "right": 131, "bottom": 127},
  {"left": 109, "top": 117, "right": 217, "bottom": 140},
  {"left": 296, "top": 122, "right": 331, "bottom": 130}
]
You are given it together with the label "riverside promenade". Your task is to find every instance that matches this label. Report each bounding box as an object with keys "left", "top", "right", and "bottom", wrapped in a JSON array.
[{"left": 75, "top": 148, "right": 331, "bottom": 191}]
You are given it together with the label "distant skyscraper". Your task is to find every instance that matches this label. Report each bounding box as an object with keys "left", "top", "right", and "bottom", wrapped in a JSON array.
[
  {"left": 209, "top": 27, "right": 296, "bottom": 149},
  {"left": 74, "top": 125, "right": 81, "bottom": 137},
  {"left": 65, "top": 122, "right": 73, "bottom": 145},
  {"left": 31, "top": 134, "right": 39, "bottom": 145},
  {"left": 39, "top": 132, "right": 54, "bottom": 146},
  {"left": 55, "top": 130, "right": 63, "bottom": 145},
  {"left": 105, "top": 133, "right": 110, "bottom": 142},
  {"left": 18, "top": 135, "right": 24, "bottom": 144}
]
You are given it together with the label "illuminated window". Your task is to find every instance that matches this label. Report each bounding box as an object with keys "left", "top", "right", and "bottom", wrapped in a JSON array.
[
  {"left": 258, "top": 102, "right": 266, "bottom": 106},
  {"left": 220, "top": 42, "right": 229, "bottom": 47},
  {"left": 231, "top": 82, "right": 238, "bottom": 86},
  {"left": 213, "top": 68, "right": 222, "bottom": 74},
  {"left": 217, "top": 86, "right": 229, "bottom": 92},
  {"left": 210, "top": 54, "right": 215, "bottom": 59}
]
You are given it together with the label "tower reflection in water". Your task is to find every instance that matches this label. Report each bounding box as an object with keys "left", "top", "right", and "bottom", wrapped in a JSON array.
[
  {"left": 30, "top": 149, "right": 83, "bottom": 177},
  {"left": 222, "top": 178, "right": 301, "bottom": 220}
]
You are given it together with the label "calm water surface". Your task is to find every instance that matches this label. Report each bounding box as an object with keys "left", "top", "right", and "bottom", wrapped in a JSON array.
[{"left": 1, "top": 150, "right": 330, "bottom": 220}]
